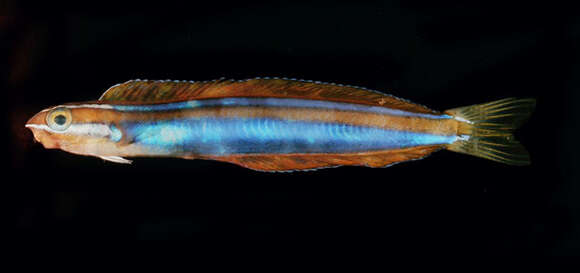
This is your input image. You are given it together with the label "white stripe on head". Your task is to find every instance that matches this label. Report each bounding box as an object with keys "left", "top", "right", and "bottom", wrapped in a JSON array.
[
  {"left": 40, "top": 104, "right": 115, "bottom": 114},
  {"left": 45, "top": 104, "right": 115, "bottom": 111},
  {"left": 25, "top": 123, "right": 113, "bottom": 138}
]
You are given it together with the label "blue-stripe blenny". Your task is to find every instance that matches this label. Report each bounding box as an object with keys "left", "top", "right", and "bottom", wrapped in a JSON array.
[{"left": 25, "top": 78, "right": 535, "bottom": 171}]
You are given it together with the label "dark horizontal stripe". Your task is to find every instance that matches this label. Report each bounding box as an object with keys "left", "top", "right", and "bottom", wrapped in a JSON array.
[{"left": 105, "top": 97, "right": 450, "bottom": 120}]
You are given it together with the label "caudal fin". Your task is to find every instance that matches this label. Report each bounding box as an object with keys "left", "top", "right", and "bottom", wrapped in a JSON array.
[{"left": 444, "top": 98, "right": 536, "bottom": 165}]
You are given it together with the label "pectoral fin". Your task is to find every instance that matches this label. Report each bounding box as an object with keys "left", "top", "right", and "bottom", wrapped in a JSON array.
[{"left": 99, "top": 156, "right": 133, "bottom": 164}]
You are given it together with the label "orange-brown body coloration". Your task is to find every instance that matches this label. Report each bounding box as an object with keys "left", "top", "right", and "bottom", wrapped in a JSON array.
[{"left": 26, "top": 78, "right": 535, "bottom": 171}]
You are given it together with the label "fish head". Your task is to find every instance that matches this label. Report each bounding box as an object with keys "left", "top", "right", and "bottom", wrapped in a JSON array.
[{"left": 25, "top": 104, "right": 122, "bottom": 156}]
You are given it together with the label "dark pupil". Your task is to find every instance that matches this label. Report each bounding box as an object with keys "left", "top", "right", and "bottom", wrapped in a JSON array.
[{"left": 54, "top": 115, "right": 66, "bottom": 125}]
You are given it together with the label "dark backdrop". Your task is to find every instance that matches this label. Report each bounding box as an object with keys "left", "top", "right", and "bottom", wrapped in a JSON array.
[{"left": 4, "top": 2, "right": 580, "bottom": 255}]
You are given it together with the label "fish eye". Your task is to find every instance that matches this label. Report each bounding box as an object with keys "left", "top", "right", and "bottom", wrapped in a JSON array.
[
  {"left": 46, "top": 107, "right": 72, "bottom": 131},
  {"left": 54, "top": 114, "right": 66, "bottom": 125}
]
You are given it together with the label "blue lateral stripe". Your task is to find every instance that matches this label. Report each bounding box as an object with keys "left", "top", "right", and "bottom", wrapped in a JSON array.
[
  {"left": 109, "top": 98, "right": 451, "bottom": 120},
  {"left": 125, "top": 117, "right": 456, "bottom": 156}
]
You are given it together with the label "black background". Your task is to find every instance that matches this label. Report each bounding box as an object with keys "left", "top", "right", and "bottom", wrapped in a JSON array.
[{"left": 4, "top": 2, "right": 580, "bottom": 256}]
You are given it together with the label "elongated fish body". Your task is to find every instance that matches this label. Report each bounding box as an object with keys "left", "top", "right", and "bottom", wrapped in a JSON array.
[{"left": 25, "top": 78, "right": 535, "bottom": 171}]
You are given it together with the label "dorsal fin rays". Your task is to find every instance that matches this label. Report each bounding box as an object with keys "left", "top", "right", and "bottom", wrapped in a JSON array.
[
  {"left": 98, "top": 78, "right": 437, "bottom": 114},
  {"left": 98, "top": 78, "right": 230, "bottom": 102}
]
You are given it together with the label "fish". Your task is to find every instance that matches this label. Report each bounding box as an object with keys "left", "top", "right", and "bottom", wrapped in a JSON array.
[{"left": 25, "top": 78, "right": 535, "bottom": 171}]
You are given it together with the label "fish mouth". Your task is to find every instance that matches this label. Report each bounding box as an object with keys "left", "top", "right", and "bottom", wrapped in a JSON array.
[
  {"left": 25, "top": 123, "right": 47, "bottom": 130},
  {"left": 24, "top": 118, "right": 52, "bottom": 146},
  {"left": 25, "top": 110, "right": 48, "bottom": 129},
  {"left": 25, "top": 115, "right": 35, "bottom": 128}
]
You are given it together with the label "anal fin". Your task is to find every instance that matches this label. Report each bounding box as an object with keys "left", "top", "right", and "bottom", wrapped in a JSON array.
[{"left": 204, "top": 146, "right": 442, "bottom": 172}]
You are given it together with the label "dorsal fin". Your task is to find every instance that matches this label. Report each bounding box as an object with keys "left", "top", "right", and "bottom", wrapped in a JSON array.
[{"left": 99, "top": 78, "right": 436, "bottom": 114}]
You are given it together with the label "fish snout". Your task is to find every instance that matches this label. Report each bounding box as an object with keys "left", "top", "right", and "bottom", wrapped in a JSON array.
[
  {"left": 25, "top": 110, "right": 47, "bottom": 128},
  {"left": 25, "top": 111, "right": 60, "bottom": 148}
]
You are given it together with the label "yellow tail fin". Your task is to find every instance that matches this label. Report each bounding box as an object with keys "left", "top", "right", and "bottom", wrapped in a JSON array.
[{"left": 444, "top": 98, "right": 536, "bottom": 165}]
